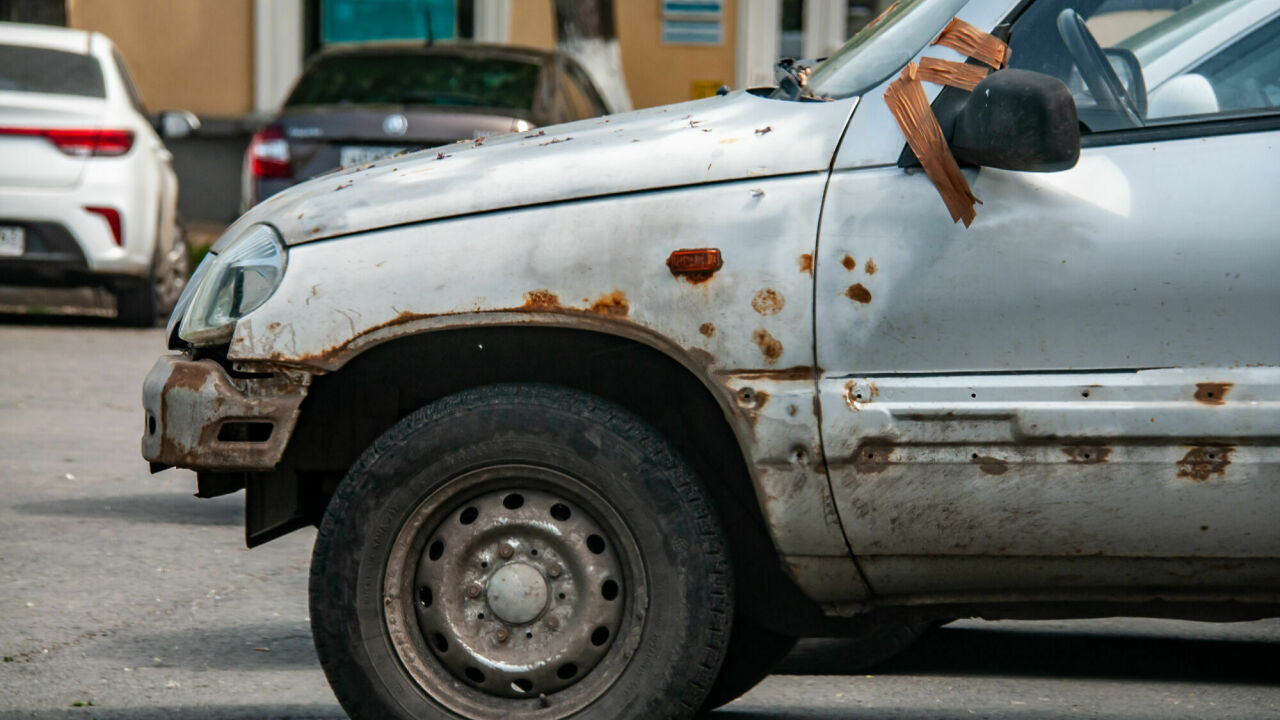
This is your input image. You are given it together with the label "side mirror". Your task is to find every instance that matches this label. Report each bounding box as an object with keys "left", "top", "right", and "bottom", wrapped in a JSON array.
[
  {"left": 157, "top": 110, "right": 201, "bottom": 140},
  {"left": 951, "top": 69, "right": 1080, "bottom": 173}
]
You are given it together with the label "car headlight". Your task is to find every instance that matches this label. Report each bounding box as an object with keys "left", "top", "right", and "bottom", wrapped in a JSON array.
[{"left": 178, "top": 223, "right": 287, "bottom": 346}]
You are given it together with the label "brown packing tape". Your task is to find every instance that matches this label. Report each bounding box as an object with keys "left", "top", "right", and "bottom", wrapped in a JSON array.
[
  {"left": 917, "top": 57, "right": 991, "bottom": 92},
  {"left": 883, "top": 62, "right": 980, "bottom": 227},
  {"left": 932, "top": 17, "right": 1010, "bottom": 70}
]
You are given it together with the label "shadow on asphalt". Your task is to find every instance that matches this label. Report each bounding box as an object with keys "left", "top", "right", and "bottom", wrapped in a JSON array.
[
  {"left": 12, "top": 491, "right": 241, "bottom": 527},
  {"left": 774, "top": 624, "right": 1280, "bottom": 685}
]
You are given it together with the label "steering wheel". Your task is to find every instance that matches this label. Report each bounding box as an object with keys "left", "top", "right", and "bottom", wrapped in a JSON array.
[{"left": 1056, "top": 9, "right": 1143, "bottom": 128}]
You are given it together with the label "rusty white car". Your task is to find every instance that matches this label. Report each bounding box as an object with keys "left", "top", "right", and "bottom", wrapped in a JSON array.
[{"left": 141, "top": 0, "right": 1280, "bottom": 718}]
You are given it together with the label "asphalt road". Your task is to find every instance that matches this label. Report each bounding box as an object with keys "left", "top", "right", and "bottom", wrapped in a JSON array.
[{"left": 2, "top": 316, "right": 1279, "bottom": 719}]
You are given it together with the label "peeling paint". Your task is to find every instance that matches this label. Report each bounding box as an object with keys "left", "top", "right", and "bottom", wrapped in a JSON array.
[
  {"left": 751, "top": 329, "right": 783, "bottom": 364},
  {"left": 1062, "top": 446, "right": 1111, "bottom": 464},
  {"left": 751, "top": 289, "right": 785, "bottom": 316},
  {"left": 588, "top": 290, "right": 629, "bottom": 317},
  {"left": 841, "top": 255, "right": 857, "bottom": 271},
  {"left": 1195, "top": 382, "right": 1232, "bottom": 406},
  {"left": 1177, "top": 445, "right": 1233, "bottom": 481},
  {"left": 799, "top": 253, "right": 813, "bottom": 276},
  {"left": 845, "top": 283, "right": 872, "bottom": 304},
  {"left": 864, "top": 257, "right": 878, "bottom": 275},
  {"left": 971, "top": 454, "right": 1009, "bottom": 475},
  {"left": 522, "top": 290, "right": 563, "bottom": 311}
]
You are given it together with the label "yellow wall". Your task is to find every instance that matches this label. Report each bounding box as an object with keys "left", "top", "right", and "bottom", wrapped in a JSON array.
[
  {"left": 68, "top": 0, "right": 254, "bottom": 117},
  {"left": 616, "top": 0, "right": 737, "bottom": 109},
  {"left": 509, "top": 0, "right": 556, "bottom": 49}
]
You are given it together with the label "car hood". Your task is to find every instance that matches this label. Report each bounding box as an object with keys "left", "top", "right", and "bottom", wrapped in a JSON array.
[{"left": 223, "top": 90, "right": 859, "bottom": 248}]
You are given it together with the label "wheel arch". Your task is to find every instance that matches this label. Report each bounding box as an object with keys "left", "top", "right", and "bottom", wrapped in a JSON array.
[{"left": 273, "top": 322, "right": 831, "bottom": 635}]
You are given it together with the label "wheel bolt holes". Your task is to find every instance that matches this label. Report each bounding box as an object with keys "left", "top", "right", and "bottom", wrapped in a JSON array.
[
  {"left": 586, "top": 534, "right": 606, "bottom": 554},
  {"left": 465, "top": 667, "right": 486, "bottom": 684},
  {"left": 503, "top": 493, "right": 525, "bottom": 510},
  {"left": 601, "top": 579, "right": 619, "bottom": 601},
  {"left": 512, "top": 678, "right": 534, "bottom": 693},
  {"left": 418, "top": 585, "right": 433, "bottom": 608},
  {"left": 557, "top": 663, "right": 579, "bottom": 680},
  {"left": 481, "top": 561, "right": 489, "bottom": 568},
  {"left": 525, "top": 631, "right": 533, "bottom": 639},
  {"left": 530, "top": 548, "right": 539, "bottom": 556},
  {"left": 558, "top": 592, "right": 566, "bottom": 600},
  {"left": 550, "top": 503, "right": 572, "bottom": 521},
  {"left": 459, "top": 506, "right": 479, "bottom": 525},
  {"left": 477, "top": 612, "right": 485, "bottom": 620},
  {"left": 591, "top": 626, "right": 610, "bottom": 646},
  {"left": 428, "top": 539, "right": 445, "bottom": 561},
  {"left": 431, "top": 633, "right": 449, "bottom": 653}
]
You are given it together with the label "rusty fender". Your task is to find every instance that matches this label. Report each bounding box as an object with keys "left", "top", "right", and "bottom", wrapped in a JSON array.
[{"left": 142, "top": 355, "right": 309, "bottom": 471}]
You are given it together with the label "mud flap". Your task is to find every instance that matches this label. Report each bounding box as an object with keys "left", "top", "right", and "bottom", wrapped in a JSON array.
[{"left": 245, "top": 467, "right": 310, "bottom": 548}]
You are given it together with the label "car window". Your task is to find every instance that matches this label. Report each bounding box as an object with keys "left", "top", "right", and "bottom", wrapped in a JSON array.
[
  {"left": 563, "top": 60, "right": 608, "bottom": 116},
  {"left": 286, "top": 53, "right": 541, "bottom": 113},
  {"left": 1009, "top": 0, "right": 1280, "bottom": 133},
  {"left": 112, "top": 48, "right": 148, "bottom": 115},
  {"left": 555, "top": 64, "right": 602, "bottom": 121},
  {"left": 0, "top": 44, "right": 105, "bottom": 98}
]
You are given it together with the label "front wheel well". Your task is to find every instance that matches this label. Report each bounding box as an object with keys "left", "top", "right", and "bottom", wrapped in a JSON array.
[{"left": 264, "top": 324, "right": 829, "bottom": 635}]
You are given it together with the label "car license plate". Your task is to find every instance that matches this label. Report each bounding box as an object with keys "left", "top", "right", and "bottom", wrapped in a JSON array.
[
  {"left": 0, "top": 226, "right": 23, "bottom": 257},
  {"left": 340, "top": 145, "right": 403, "bottom": 168}
]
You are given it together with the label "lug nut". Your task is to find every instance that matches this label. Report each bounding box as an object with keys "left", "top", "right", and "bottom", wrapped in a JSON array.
[
  {"left": 498, "top": 544, "right": 514, "bottom": 559},
  {"left": 496, "top": 628, "right": 509, "bottom": 643},
  {"left": 545, "top": 616, "right": 560, "bottom": 631},
  {"left": 548, "top": 563, "right": 563, "bottom": 578},
  {"left": 466, "top": 584, "right": 482, "bottom": 599}
]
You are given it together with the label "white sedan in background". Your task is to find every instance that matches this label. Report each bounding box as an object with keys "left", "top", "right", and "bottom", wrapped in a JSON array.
[{"left": 0, "top": 22, "right": 196, "bottom": 324}]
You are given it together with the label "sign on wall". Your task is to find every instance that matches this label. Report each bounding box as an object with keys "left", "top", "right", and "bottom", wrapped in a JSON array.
[
  {"left": 322, "top": 0, "right": 456, "bottom": 44},
  {"left": 661, "top": 0, "right": 724, "bottom": 45}
]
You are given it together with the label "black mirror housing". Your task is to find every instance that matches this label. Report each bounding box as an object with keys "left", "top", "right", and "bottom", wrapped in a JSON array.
[{"left": 951, "top": 69, "right": 1080, "bottom": 173}]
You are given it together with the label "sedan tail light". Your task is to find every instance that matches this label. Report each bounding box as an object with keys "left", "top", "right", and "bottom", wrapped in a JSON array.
[
  {"left": 0, "top": 127, "right": 134, "bottom": 156},
  {"left": 247, "top": 124, "right": 292, "bottom": 179}
]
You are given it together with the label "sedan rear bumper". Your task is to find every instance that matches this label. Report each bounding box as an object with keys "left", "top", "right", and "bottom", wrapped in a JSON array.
[{"left": 141, "top": 355, "right": 309, "bottom": 471}]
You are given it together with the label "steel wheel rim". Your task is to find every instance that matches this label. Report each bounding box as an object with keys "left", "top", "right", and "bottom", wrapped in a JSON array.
[{"left": 383, "top": 464, "right": 648, "bottom": 717}]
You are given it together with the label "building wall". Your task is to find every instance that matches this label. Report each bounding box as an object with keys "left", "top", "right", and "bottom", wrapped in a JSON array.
[
  {"left": 508, "top": 0, "right": 556, "bottom": 49},
  {"left": 67, "top": 0, "right": 254, "bottom": 117},
  {"left": 617, "top": 0, "right": 738, "bottom": 109}
]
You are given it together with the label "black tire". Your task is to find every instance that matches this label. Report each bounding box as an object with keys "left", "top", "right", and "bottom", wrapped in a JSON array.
[
  {"left": 699, "top": 620, "right": 796, "bottom": 711},
  {"left": 310, "top": 384, "right": 731, "bottom": 720},
  {"left": 115, "top": 221, "right": 189, "bottom": 327}
]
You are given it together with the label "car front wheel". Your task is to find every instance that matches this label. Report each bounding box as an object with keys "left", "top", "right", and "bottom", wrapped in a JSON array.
[{"left": 309, "top": 383, "right": 731, "bottom": 720}]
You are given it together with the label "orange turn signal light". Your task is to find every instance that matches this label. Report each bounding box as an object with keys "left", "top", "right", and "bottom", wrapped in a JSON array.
[{"left": 666, "top": 248, "right": 723, "bottom": 274}]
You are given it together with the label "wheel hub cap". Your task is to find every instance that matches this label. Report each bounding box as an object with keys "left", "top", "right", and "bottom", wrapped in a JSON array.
[{"left": 486, "top": 563, "right": 549, "bottom": 624}]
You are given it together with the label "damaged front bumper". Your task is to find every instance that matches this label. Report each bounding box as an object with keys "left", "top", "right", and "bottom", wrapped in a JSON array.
[{"left": 141, "top": 355, "right": 309, "bottom": 471}]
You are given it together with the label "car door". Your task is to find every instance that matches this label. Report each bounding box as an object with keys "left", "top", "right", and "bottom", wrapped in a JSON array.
[{"left": 814, "top": 0, "right": 1280, "bottom": 599}]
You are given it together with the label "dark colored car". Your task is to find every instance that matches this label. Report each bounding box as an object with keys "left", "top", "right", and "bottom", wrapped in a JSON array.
[{"left": 242, "top": 42, "right": 610, "bottom": 210}]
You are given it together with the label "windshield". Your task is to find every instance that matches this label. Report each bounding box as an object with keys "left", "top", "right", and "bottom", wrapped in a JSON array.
[
  {"left": 0, "top": 45, "right": 105, "bottom": 98},
  {"left": 286, "top": 53, "right": 541, "bottom": 112},
  {"left": 806, "top": 0, "right": 968, "bottom": 100}
]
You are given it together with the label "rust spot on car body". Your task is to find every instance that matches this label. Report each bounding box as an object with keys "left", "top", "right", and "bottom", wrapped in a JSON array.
[
  {"left": 1063, "top": 446, "right": 1111, "bottom": 464},
  {"left": 751, "top": 289, "right": 785, "bottom": 315},
  {"left": 971, "top": 455, "right": 1009, "bottom": 475},
  {"left": 699, "top": 322, "right": 715, "bottom": 338},
  {"left": 751, "top": 329, "right": 783, "bottom": 364},
  {"left": 522, "top": 290, "right": 562, "bottom": 311},
  {"left": 799, "top": 253, "right": 813, "bottom": 276},
  {"left": 841, "top": 255, "right": 857, "bottom": 271},
  {"left": 589, "top": 291, "right": 629, "bottom": 317},
  {"left": 724, "top": 366, "right": 815, "bottom": 381},
  {"left": 1177, "top": 445, "right": 1233, "bottom": 481},
  {"left": 854, "top": 445, "right": 896, "bottom": 474},
  {"left": 675, "top": 270, "right": 716, "bottom": 285},
  {"left": 842, "top": 380, "right": 880, "bottom": 409},
  {"left": 1195, "top": 382, "right": 1232, "bottom": 405},
  {"left": 845, "top": 283, "right": 872, "bottom": 304},
  {"left": 864, "top": 258, "right": 878, "bottom": 275}
]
